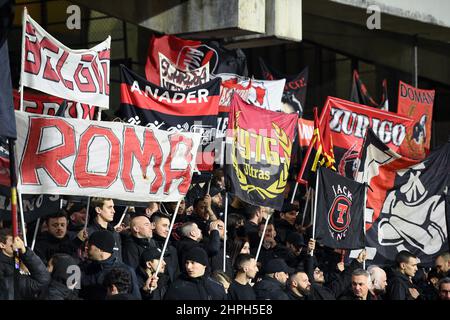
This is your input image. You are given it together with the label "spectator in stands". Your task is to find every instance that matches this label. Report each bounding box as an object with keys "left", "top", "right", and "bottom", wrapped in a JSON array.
[
  {"left": 103, "top": 268, "right": 134, "bottom": 300},
  {"left": 136, "top": 247, "right": 168, "bottom": 300},
  {"left": 340, "top": 269, "right": 378, "bottom": 300},
  {"left": 43, "top": 253, "right": 80, "bottom": 300},
  {"left": 253, "top": 258, "right": 292, "bottom": 300},
  {"left": 435, "top": 252, "right": 450, "bottom": 278},
  {"left": 228, "top": 254, "right": 257, "bottom": 300},
  {"left": 286, "top": 270, "right": 311, "bottom": 300},
  {"left": 367, "top": 265, "right": 387, "bottom": 299},
  {"left": 438, "top": 277, "right": 450, "bottom": 300},
  {"left": 122, "top": 215, "right": 156, "bottom": 269},
  {"left": 386, "top": 250, "right": 420, "bottom": 300}
]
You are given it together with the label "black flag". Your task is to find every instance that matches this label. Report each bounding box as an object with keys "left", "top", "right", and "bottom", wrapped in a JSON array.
[{"left": 315, "top": 167, "right": 365, "bottom": 249}]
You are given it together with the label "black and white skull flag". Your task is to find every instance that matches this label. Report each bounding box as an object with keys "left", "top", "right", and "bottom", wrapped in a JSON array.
[{"left": 355, "top": 129, "right": 450, "bottom": 266}]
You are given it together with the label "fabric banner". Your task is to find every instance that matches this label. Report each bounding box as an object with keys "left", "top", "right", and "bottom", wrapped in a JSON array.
[
  {"left": 118, "top": 65, "right": 220, "bottom": 171},
  {"left": 315, "top": 97, "right": 413, "bottom": 179},
  {"left": 159, "top": 52, "right": 210, "bottom": 91},
  {"left": 145, "top": 34, "right": 247, "bottom": 85},
  {"left": 397, "top": 81, "right": 435, "bottom": 160},
  {"left": 298, "top": 118, "right": 314, "bottom": 148},
  {"left": 355, "top": 129, "right": 449, "bottom": 266},
  {"left": 226, "top": 95, "right": 297, "bottom": 210},
  {"left": 259, "top": 58, "right": 309, "bottom": 116},
  {"left": 350, "top": 70, "right": 389, "bottom": 111},
  {"left": 22, "top": 12, "right": 110, "bottom": 108},
  {"left": 0, "top": 194, "right": 61, "bottom": 222},
  {"left": 0, "top": 137, "right": 9, "bottom": 190},
  {"left": 13, "top": 89, "right": 96, "bottom": 119},
  {"left": 315, "top": 167, "right": 365, "bottom": 249},
  {"left": 0, "top": 40, "right": 16, "bottom": 139},
  {"left": 15, "top": 111, "right": 201, "bottom": 202}
]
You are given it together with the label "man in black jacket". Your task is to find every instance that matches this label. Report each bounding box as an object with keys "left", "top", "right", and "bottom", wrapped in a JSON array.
[
  {"left": 79, "top": 230, "right": 141, "bottom": 300},
  {"left": 122, "top": 215, "right": 156, "bottom": 269},
  {"left": 136, "top": 247, "right": 169, "bottom": 300},
  {"left": 103, "top": 268, "right": 135, "bottom": 300},
  {"left": 164, "top": 247, "right": 227, "bottom": 300},
  {"left": 87, "top": 197, "right": 122, "bottom": 262},
  {"left": 274, "top": 203, "right": 298, "bottom": 245},
  {"left": 386, "top": 250, "right": 420, "bottom": 300},
  {"left": 287, "top": 270, "right": 311, "bottom": 300},
  {"left": 339, "top": 269, "right": 378, "bottom": 300},
  {"left": 0, "top": 229, "right": 50, "bottom": 300},
  {"left": 228, "top": 254, "right": 258, "bottom": 300},
  {"left": 34, "top": 210, "right": 84, "bottom": 265},
  {"left": 253, "top": 258, "right": 292, "bottom": 300}
]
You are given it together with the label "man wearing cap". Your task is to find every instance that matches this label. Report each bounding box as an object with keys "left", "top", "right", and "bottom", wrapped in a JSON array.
[
  {"left": 253, "top": 258, "right": 292, "bottom": 300},
  {"left": 228, "top": 254, "right": 258, "bottom": 300},
  {"left": 275, "top": 202, "right": 298, "bottom": 245},
  {"left": 284, "top": 232, "right": 308, "bottom": 269},
  {"left": 79, "top": 230, "right": 141, "bottom": 300},
  {"left": 209, "top": 186, "right": 224, "bottom": 218},
  {"left": 164, "top": 247, "right": 227, "bottom": 300},
  {"left": 122, "top": 215, "right": 157, "bottom": 269},
  {"left": 136, "top": 247, "right": 169, "bottom": 300}
]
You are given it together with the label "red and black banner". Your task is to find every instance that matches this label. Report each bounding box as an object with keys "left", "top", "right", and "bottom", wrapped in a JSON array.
[
  {"left": 397, "top": 81, "right": 434, "bottom": 160},
  {"left": 350, "top": 70, "right": 388, "bottom": 111},
  {"left": 226, "top": 95, "right": 297, "bottom": 210},
  {"left": 119, "top": 65, "right": 221, "bottom": 171},
  {"left": 259, "top": 57, "right": 308, "bottom": 116},
  {"left": 356, "top": 129, "right": 449, "bottom": 266},
  {"left": 315, "top": 167, "right": 365, "bottom": 249},
  {"left": 145, "top": 34, "right": 247, "bottom": 85}
]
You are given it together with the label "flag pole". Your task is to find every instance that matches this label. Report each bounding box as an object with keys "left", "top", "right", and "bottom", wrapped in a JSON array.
[
  {"left": 83, "top": 197, "right": 91, "bottom": 231},
  {"left": 362, "top": 184, "right": 368, "bottom": 270},
  {"left": 17, "top": 190, "right": 27, "bottom": 247},
  {"left": 154, "top": 199, "right": 181, "bottom": 278},
  {"left": 223, "top": 192, "right": 228, "bottom": 272},
  {"left": 19, "top": 7, "right": 27, "bottom": 112},
  {"left": 290, "top": 182, "right": 298, "bottom": 204},
  {"left": 30, "top": 217, "right": 40, "bottom": 251},
  {"left": 114, "top": 206, "right": 129, "bottom": 229},
  {"left": 311, "top": 168, "right": 320, "bottom": 256},
  {"left": 255, "top": 212, "right": 272, "bottom": 263},
  {"left": 300, "top": 188, "right": 310, "bottom": 227}
]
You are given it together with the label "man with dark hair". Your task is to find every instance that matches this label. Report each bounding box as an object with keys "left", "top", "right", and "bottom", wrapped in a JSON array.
[
  {"left": 340, "top": 269, "right": 377, "bottom": 300},
  {"left": 87, "top": 197, "right": 122, "bottom": 262},
  {"left": 244, "top": 204, "right": 264, "bottom": 249},
  {"left": 150, "top": 212, "right": 179, "bottom": 282},
  {"left": 34, "top": 210, "right": 85, "bottom": 264},
  {"left": 435, "top": 252, "right": 450, "bottom": 278},
  {"left": 136, "top": 247, "right": 169, "bottom": 300},
  {"left": 228, "top": 254, "right": 258, "bottom": 300},
  {"left": 122, "top": 215, "right": 156, "bottom": 269},
  {"left": 386, "top": 250, "right": 420, "bottom": 300},
  {"left": 103, "top": 268, "right": 134, "bottom": 300},
  {"left": 0, "top": 229, "right": 50, "bottom": 300},
  {"left": 209, "top": 186, "right": 224, "bottom": 218},
  {"left": 164, "top": 247, "right": 227, "bottom": 300},
  {"left": 66, "top": 202, "right": 87, "bottom": 232},
  {"left": 438, "top": 277, "right": 450, "bottom": 300},
  {"left": 287, "top": 270, "right": 311, "bottom": 300},
  {"left": 253, "top": 258, "right": 292, "bottom": 300},
  {"left": 79, "top": 230, "right": 141, "bottom": 300},
  {"left": 253, "top": 219, "right": 289, "bottom": 269},
  {"left": 188, "top": 196, "right": 218, "bottom": 236},
  {"left": 275, "top": 203, "right": 298, "bottom": 245}
]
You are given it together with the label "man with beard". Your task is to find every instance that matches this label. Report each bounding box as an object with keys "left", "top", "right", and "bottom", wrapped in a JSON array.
[
  {"left": 122, "top": 215, "right": 156, "bottom": 269},
  {"left": 435, "top": 252, "right": 450, "bottom": 278},
  {"left": 136, "top": 247, "right": 169, "bottom": 300},
  {"left": 287, "top": 270, "right": 311, "bottom": 300},
  {"left": 34, "top": 211, "right": 86, "bottom": 264},
  {"left": 254, "top": 258, "right": 292, "bottom": 300},
  {"left": 368, "top": 265, "right": 388, "bottom": 299},
  {"left": 228, "top": 254, "right": 258, "bottom": 300},
  {"left": 66, "top": 202, "right": 87, "bottom": 233},
  {"left": 188, "top": 196, "right": 218, "bottom": 236},
  {"left": 209, "top": 186, "right": 224, "bottom": 218}
]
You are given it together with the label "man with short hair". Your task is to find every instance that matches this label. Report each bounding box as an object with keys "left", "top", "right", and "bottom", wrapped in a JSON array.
[
  {"left": 66, "top": 202, "right": 87, "bottom": 232},
  {"left": 228, "top": 254, "right": 258, "bottom": 300},
  {"left": 253, "top": 258, "right": 292, "bottom": 300},
  {"left": 209, "top": 186, "right": 224, "bottom": 218},
  {"left": 87, "top": 197, "right": 122, "bottom": 262},
  {"left": 150, "top": 212, "right": 179, "bottom": 282},
  {"left": 253, "top": 219, "right": 289, "bottom": 269},
  {"left": 103, "top": 268, "right": 134, "bottom": 300},
  {"left": 188, "top": 196, "right": 218, "bottom": 236},
  {"left": 340, "top": 269, "right": 377, "bottom": 300},
  {"left": 0, "top": 229, "right": 50, "bottom": 300},
  {"left": 287, "top": 270, "right": 311, "bottom": 300},
  {"left": 164, "top": 247, "right": 227, "bottom": 300},
  {"left": 136, "top": 247, "right": 168, "bottom": 300},
  {"left": 122, "top": 215, "right": 156, "bottom": 269},
  {"left": 367, "top": 265, "right": 387, "bottom": 299},
  {"left": 438, "top": 277, "right": 450, "bottom": 300},
  {"left": 386, "top": 250, "right": 420, "bottom": 300},
  {"left": 275, "top": 203, "right": 298, "bottom": 245},
  {"left": 34, "top": 210, "right": 85, "bottom": 264},
  {"left": 244, "top": 204, "right": 264, "bottom": 249},
  {"left": 79, "top": 230, "right": 141, "bottom": 300},
  {"left": 435, "top": 252, "right": 450, "bottom": 278}
]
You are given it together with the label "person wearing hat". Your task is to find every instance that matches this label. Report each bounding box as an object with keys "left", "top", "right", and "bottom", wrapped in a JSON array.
[
  {"left": 122, "top": 215, "right": 157, "bottom": 269},
  {"left": 78, "top": 230, "right": 141, "bottom": 300},
  {"left": 274, "top": 202, "right": 298, "bottom": 245},
  {"left": 284, "top": 232, "right": 308, "bottom": 269},
  {"left": 136, "top": 247, "right": 169, "bottom": 300},
  {"left": 209, "top": 186, "right": 224, "bottom": 218},
  {"left": 164, "top": 247, "right": 227, "bottom": 300},
  {"left": 66, "top": 202, "right": 87, "bottom": 233},
  {"left": 253, "top": 258, "right": 293, "bottom": 300}
]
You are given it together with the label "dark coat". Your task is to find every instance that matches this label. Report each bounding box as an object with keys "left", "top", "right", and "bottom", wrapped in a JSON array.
[
  {"left": 253, "top": 276, "right": 290, "bottom": 300},
  {"left": 34, "top": 231, "right": 82, "bottom": 265},
  {"left": 209, "top": 240, "right": 233, "bottom": 278},
  {"left": 228, "top": 280, "right": 256, "bottom": 300},
  {"left": 0, "top": 249, "right": 51, "bottom": 300},
  {"left": 164, "top": 273, "right": 227, "bottom": 300},
  {"left": 287, "top": 288, "right": 308, "bottom": 300},
  {"left": 136, "top": 267, "right": 169, "bottom": 300},
  {"left": 243, "top": 220, "right": 259, "bottom": 250},
  {"left": 79, "top": 255, "right": 141, "bottom": 300},
  {"left": 386, "top": 270, "right": 418, "bottom": 300},
  {"left": 152, "top": 233, "right": 180, "bottom": 282},
  {"left": 43, "top": 280, "right": 81, "bottom": 300},
  {"left": 339, "top": 290, "right": 379, "bottom": 300},
  {"left": 87, "top": 220, "right": 123, "bottom": 263},
  {"left": 121, "top": 234, "right": 157, "bottom": 269},
  {"left": 175, "top": 231, "right": 220, "bottom": 272},
  {"left": 274, "top": 219, "right": 296, "bottom": 245}
]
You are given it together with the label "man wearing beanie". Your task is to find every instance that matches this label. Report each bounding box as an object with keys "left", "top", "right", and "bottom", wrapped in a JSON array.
[
  {"left": 136, "top": 247, "right": 169, "bottom": 300},
  {"left": 253, "top": 258, "right": 292, "bottom": 300},
  {"left": 78, "top": 230, "right": 141, "bottom": 300},
  {"left": 164, "top": 247, "right": 227, "bottom": 300}
]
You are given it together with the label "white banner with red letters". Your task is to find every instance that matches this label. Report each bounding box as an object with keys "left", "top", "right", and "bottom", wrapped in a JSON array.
[
  {"left": 22, "top": 12, "right": 110, "bottom": 108},
  {"left": 15, "top": 111, "right": 201, "bottom": 202}
]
